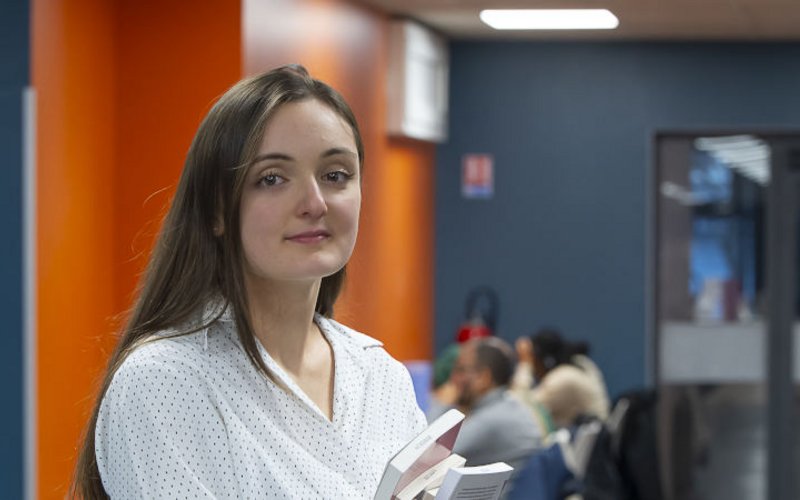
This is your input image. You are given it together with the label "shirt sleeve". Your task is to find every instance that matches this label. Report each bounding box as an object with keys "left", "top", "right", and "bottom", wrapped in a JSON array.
[{"left": 95, "top": 348, "right": 240, "bottom": 499}]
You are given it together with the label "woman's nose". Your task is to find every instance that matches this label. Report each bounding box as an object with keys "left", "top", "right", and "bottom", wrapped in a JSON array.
[{"left": 298, "top": 178, "right": 328, "bottom": 218}]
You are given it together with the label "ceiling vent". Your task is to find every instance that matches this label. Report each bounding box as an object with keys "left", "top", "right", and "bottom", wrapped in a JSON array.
[{"left": 387, "top": 20, "right": 449, "bottom": 143}]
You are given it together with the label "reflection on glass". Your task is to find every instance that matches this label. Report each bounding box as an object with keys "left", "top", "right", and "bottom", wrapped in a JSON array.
[
  {"left": 659, "top": 136, "right": 768, "bottom": 326},
  {"left": 689, "top": 136, "right": 767, "bottom": 325},
  {"left": 657, "top": 135, "right": 769, "bottom": 500}
]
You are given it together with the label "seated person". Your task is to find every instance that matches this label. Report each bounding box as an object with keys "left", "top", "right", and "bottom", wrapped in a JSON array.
[
  {"left": 511, "top": 328, "right": 610, "bottom": 429},
  {"left": 430, "top": 337, "right": 543, "bottom": 473}
]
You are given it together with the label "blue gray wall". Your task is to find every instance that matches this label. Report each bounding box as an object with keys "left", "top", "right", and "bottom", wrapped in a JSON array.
[
  {"left": 0, "top": 0, "right": 28, "bottom": 496},
  {"left": 435, "top": 42, "right": 800, "bottom": 398}
]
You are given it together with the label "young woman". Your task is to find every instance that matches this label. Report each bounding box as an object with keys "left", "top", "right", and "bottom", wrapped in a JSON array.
[{"left": 73, "top": 65, "right": 426, "bottom": 499}]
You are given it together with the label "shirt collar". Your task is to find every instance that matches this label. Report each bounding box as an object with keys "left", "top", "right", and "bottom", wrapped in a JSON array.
[
  {"left": 201, "top": 297, "right": 234, "bottom": 325},
  {"left": 196, "top": 297, "right": 234, "bottom": 352},
  {"left": 318, "top": 315, "right": 383, "bottom": 350}
]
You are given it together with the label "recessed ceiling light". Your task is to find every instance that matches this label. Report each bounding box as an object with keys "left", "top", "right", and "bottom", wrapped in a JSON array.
[{"left": 479, "top": 9, "right": 619, "bottom": 30}]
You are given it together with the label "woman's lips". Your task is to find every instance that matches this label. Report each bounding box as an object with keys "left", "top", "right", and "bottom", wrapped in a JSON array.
[{"left": 286, "top": 230, "right": 330, "bottom": 244}]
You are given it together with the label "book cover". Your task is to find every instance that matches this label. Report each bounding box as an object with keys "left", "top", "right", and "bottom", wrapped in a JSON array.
[
  {"left": 395, "top": 453, "right": 466, "bottom": 500},
  {"left": 374, "top": 409, "right": 465, "bottom": 500}
]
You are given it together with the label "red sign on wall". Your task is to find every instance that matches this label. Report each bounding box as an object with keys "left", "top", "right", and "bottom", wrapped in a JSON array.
[{"left": 461, "top": 154, "right": 494, "bottom": 199}]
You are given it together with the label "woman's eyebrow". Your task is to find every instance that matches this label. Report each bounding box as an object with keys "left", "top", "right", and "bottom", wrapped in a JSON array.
[
  {"left": 321, "top": 147, "right": 357, "bottom": 159},
  {"left": 251, "top": 148, "right": 356, "bottom": 165},
  {"left": 252, "top": 152, "right": 293, "bottom": 164}
]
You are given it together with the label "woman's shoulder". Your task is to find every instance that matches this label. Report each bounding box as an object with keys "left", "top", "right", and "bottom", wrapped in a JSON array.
[
  {"left": 110, "top": 329, "right": 214, "bottom": 390},
  {"left": 317, "top": 316, "right": 411, "bottom": 374},
  {"left": 135, "top": 327, "right": 209, "bottom": 358},
  {"left": 317, "top": 315, "right": 384, "bottom": 350}
]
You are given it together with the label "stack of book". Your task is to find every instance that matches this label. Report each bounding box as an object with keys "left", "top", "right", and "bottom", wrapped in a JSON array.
[{"left": 374, "top": 409, "right": 514, "bottom": 500}]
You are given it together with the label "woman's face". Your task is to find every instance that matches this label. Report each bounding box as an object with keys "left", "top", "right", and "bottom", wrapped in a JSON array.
[{"left": 239, "top": 98, "right": 361, "bottom": 288}]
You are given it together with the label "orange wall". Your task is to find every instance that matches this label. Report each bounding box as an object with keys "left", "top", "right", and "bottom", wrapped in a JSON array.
[
  {"left": 33, "top": 0, "right": 241, "bottom": 497},
  {"left": 32, "top": 0, "right": 117, "bottom": 497},
  {"left": 113, "top": 0, "right": 242, "bottom": 316},
  {"left": 34, "top": 0, "right": 433, "bottom": 495},
  {"left": 372, "top": 139, "right": 435, "bottom": 361},
  {"left": 244, "top": 0, "right": 436, "bottom": 361}
]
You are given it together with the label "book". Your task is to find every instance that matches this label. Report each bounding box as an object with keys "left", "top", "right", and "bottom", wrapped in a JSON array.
[
  {"left": 373, "top": 409, "right": 514, "bottom": 500},
  {"left": 395, "top": 453, "right": 466, "bottom": 500},
  {"left": 374, "top": 409, "right": 465, "bottom": 500},
  {"left": 434, "top": 462, "right": 514, "bottom": 500},
  {"left": 422, "top": 488, "right": 439, "bottom": 500}
]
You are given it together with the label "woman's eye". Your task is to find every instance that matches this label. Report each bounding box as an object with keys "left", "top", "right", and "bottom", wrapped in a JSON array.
[
  {"left": 325, "top": 171, "right": 352, "bottom": 183},
  {"left": 258, "top": 173, "right": 284, "bottom": 187}
]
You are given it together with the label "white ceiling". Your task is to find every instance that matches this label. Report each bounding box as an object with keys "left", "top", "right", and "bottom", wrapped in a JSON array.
[{"left": 357, "top": 0, "right": 800, "bottom": 40}]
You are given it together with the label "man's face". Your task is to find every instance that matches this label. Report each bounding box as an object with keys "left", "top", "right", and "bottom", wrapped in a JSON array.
[{"left": 451, "top": 343, "right": 489, "bottom": 409}]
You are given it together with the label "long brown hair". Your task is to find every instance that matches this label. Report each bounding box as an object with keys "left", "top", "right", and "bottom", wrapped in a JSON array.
[{"left": 72, "top": 64, "right": 364, "bottom": 499}]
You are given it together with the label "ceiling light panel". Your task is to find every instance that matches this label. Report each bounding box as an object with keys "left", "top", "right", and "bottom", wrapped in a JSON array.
[{"left": 479, "top": 9, "right": 619, "bottom": 30}]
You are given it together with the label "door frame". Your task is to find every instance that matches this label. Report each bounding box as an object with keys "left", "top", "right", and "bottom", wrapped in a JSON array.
[{"left": 649, "top": 129, "right": 800, "bottom": 499}]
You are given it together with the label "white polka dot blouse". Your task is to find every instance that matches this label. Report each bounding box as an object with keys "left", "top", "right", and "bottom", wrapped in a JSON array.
[{"left": 95, "top": 304, "right": 427, "bottom": 498}]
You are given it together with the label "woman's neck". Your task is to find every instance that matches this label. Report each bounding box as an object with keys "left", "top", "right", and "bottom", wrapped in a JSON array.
[{"left": 245, "top": 278, "right": 324, "bottom": 373}]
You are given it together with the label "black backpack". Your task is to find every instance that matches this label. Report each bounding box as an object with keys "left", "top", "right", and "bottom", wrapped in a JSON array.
[{"left": 583, "top": 389, "right": 664, "bottom": 500}]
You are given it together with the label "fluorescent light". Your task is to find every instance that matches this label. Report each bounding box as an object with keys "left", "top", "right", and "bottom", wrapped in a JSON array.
[
  {"left": 480, "top": 9, "right": 619, "bottom": 30},
  {"left": 694, "top": 135, "right": 771, "bottom": 186}
]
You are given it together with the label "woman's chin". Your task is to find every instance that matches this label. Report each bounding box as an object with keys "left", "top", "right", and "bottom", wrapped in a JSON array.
[{"left": 280, "top": 262, "right": 347, "bottom": 283}]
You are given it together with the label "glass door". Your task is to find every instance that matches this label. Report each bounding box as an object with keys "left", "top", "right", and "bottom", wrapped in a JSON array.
[{"left": 653, "top": 133, "right": 800, "bottom": 500}]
